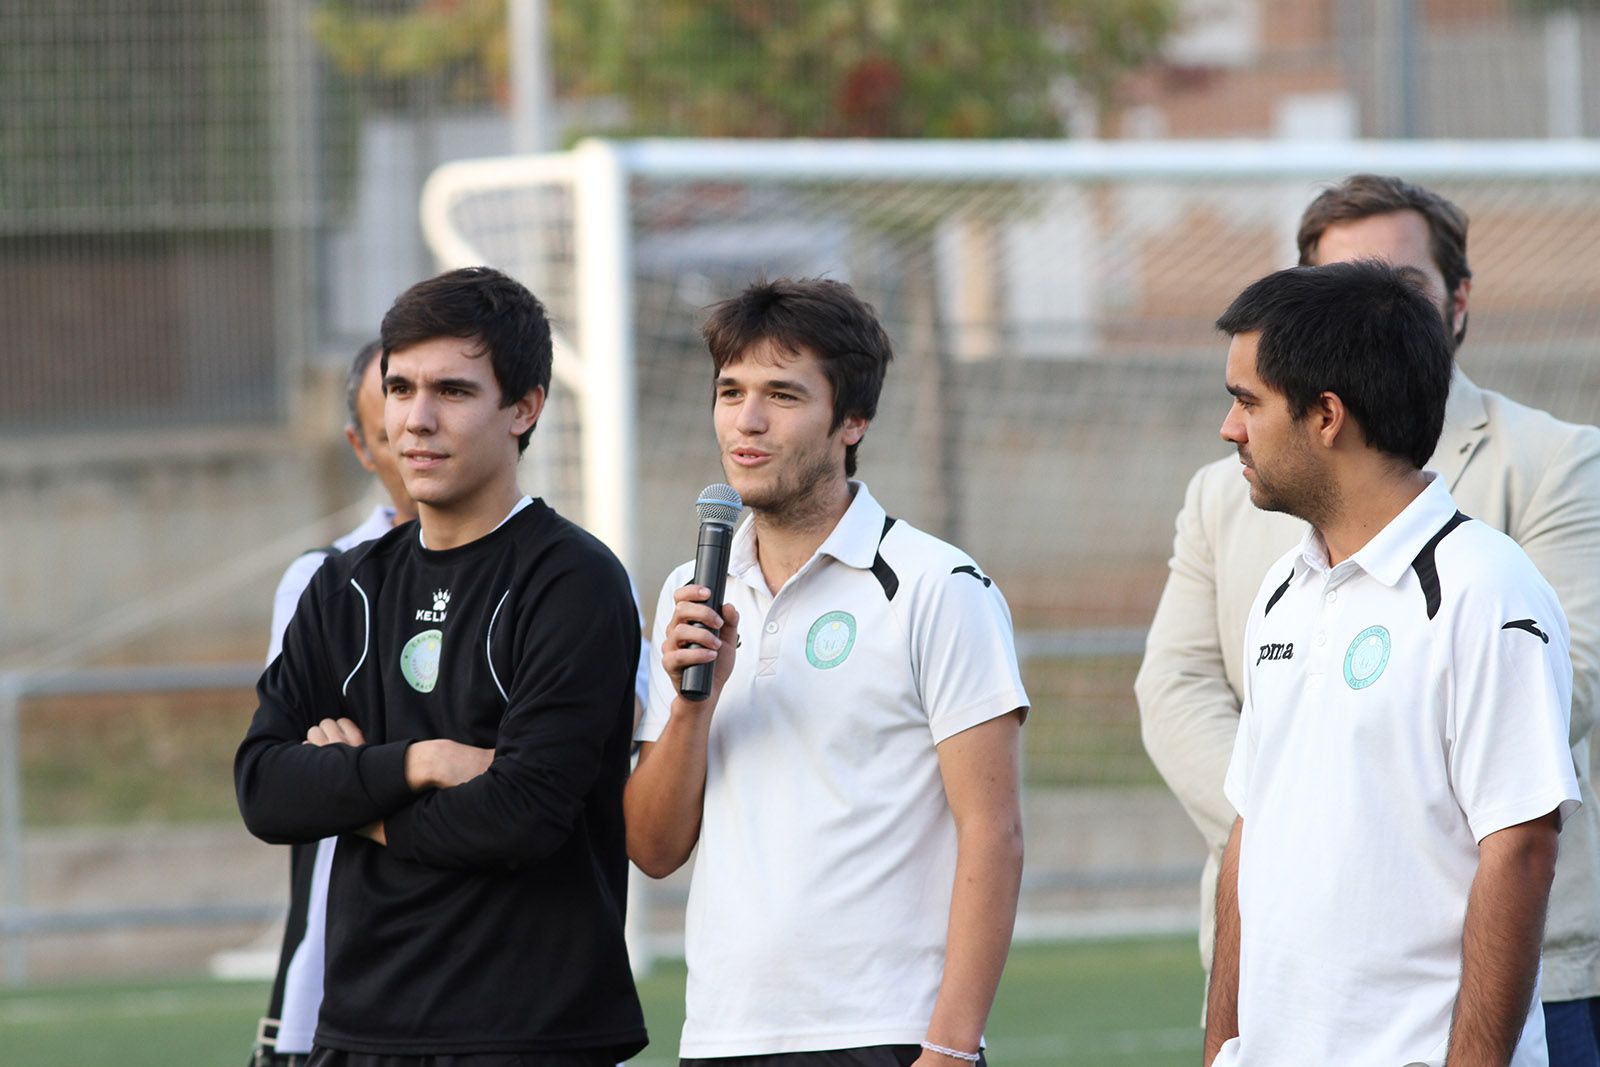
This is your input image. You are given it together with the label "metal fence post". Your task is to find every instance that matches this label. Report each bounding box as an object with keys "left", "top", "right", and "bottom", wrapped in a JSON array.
[{"left": 0, "top": 673, "right": 28, "bottom": 984}]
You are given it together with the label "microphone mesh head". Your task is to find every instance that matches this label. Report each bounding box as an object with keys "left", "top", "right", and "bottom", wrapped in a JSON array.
[{"left": 695, "top": 483, "right": 743, "bottom": 528}]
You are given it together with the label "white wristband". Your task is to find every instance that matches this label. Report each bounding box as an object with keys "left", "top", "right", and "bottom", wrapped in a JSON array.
[{"left": 920, "top": 1039, "right": 981, "bottom": 1063}]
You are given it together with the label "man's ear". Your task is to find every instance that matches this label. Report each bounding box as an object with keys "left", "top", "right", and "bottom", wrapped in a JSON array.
[
  {"left": 345, "top": 424, "right": 378, "bottom": 474},
  {"left": 839, "top": 414, "right": 868, "bottom": 447},
  {"left": 1449, "top": 277, "right": 1471, "bottom": 346},
  {"left": 1312, "top": 392, "right": 1349, "bottom": 449},
  {"left": 511, "top": 386, "right": 547, "bottom": 437}
]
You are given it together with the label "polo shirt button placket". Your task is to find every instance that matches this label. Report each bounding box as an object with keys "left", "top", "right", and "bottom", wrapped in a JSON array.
[
  {"left": 1308, "top": 580, "right": 1339, "bottom": 692},
  {"left": 1311, "top": 623, "right": 1329, "bottom": 694},
  {"left": 758, "top": 609, "right": 782, "bottom": 678}
]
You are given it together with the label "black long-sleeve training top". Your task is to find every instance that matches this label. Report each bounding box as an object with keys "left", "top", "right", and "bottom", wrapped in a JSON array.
[{"left": 235, "top": 501, "right": 646, "bottom": 1058}]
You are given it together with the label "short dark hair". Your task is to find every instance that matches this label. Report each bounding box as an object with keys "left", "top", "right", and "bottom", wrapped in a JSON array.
[
  {"left": 345, "top": 339, "right": 383, "bottom": 434},
  {"left": 380, "top": 266, "right": 552, "bottom": 454},
  {"left": 701, "top": 278, "right": 894, "bottom": 477},
  {"left": 1298, "top": 174, "right": 1471, "bottom": 346},
  {"left": 1216, "top": 260, "right": 1454, "bottom": 470}
]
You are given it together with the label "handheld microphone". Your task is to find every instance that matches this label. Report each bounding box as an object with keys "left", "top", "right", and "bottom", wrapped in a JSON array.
[{"left": 680, "top": 483, "right": 743, "bottom": 702}]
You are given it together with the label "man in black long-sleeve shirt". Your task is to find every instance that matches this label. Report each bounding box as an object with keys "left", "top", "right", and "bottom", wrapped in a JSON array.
[{"left": 236, "top": 267, "right": 647, "bottom": 1066}]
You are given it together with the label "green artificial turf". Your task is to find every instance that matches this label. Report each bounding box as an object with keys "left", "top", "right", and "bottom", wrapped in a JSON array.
[{"left": 0, "top": 936, "right": 1204, "bottom": 1066}]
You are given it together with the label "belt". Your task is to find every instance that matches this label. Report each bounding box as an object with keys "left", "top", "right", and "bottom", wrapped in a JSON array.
[{"left": 252, "top": 1016, "right": 311, "bottom": 1067}]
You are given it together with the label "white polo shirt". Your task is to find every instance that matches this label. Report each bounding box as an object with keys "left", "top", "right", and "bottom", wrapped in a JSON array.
[
  {"left": 1217, "top": 474, "right": 1581, "bottom": 1067},
  {"left": 637, "top": 481, "right": 1029, "bottom": 1058}
]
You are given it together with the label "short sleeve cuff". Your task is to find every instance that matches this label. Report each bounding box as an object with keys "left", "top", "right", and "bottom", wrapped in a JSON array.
[
  {"left": 634, "top": 708, "right": 669, "bottom": 744},
  {"left": 356, "top": 740, "right": 416, "bottom": 813},
  {"left": 1467, "top": 790, "right": 1582, "bottom": 843},
  {"left": 1222, "top": 776, "right": 1247, "bottom": 821},
  {"left": 1223, "top": 750, "right": 1248, "bottom": 821},
  {"left": 929, "top": 687, "right": 1030, "bottom": 745},
  {"left": 633, "top": 638, "right": 652, "bottom": 708}
]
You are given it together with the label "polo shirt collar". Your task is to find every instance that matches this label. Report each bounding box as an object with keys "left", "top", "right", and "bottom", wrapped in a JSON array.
[
  {"left": 726, "top": 480, "right": 887, "bottom": 583},
  {"left": 728, "top": 512, "right": 761, "bottom": 582},
  {"left": 1295, "top": 472, "right": 1457, "bottom": 586},
  {"left": 815, "top": 481, "right": 888, "bottom": 569}
]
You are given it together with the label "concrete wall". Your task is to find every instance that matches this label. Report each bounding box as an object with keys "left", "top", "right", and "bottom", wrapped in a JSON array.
[
  {"left": 10, "top": 339, "right": 1599, "bottom": 669},
  {"left": 1, "top": 371, "right": 367, "bottom": 668}
]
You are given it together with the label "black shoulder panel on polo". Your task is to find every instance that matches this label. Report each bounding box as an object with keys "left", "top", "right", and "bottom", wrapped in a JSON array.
[
  {"left": 871, "top": 515, "right": 899, "bottom": 600},
  {"left": 1412, "top": 511, "right": 1472, "bottom": 621},
  {"left": 1263, "top": 567, "right": 1295, "bottom": 617}
]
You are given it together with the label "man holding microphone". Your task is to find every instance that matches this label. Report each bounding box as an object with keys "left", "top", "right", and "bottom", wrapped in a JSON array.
[{"left": 628, "top": 277, "right": 1029, "bottom": 1067}]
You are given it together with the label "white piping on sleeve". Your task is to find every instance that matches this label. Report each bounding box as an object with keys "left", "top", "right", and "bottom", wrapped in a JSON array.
[
  {"left": 487, "top": 588, "right": 511, "bottom": 702},
  {"left": 343, "top": 580, "right": 371, "bottom": 696}
]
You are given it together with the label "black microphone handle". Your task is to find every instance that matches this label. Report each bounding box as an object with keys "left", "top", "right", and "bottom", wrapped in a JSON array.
[{"left": 680, "top": 521, "right": 735, "bottom": 702}]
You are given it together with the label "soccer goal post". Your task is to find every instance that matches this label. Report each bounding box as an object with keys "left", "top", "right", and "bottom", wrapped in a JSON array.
[
  {"left": 421, "top": 137, "right": 1600, "bottom": 589},
  {"left": 421, "top": 137, "right": 1600, "bottom": 965}
]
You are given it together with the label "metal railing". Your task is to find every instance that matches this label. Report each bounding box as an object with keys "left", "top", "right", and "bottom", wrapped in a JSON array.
[
  {"left": 0, "top": 627, "right": 1156, "bottom": 985},
  {"left": 0, "top": 662, "right": 279, "bottom": 985}
]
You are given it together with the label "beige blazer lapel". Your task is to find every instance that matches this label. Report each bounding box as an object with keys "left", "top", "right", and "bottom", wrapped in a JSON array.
[{"left": 1432, "top": 367, "right": 1489, "bottom": 489}]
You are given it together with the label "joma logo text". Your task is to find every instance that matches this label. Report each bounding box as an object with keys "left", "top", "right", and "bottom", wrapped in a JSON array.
[{"left": 1255, "top": 642, "right": 1294, "bottom": 665}]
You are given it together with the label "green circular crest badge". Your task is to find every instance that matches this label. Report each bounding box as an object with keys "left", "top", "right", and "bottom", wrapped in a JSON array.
[
  {"left": 401, "top": 629, "right": 443, "bottom": 693},
  {"left": 806, "top": 611, "right": 857, "bottom": 670},
  {"left": 1343, "top": 625, "right": 1391, "bottom": 690}
]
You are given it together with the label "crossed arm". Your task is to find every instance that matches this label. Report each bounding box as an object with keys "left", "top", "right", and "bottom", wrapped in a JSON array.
[
  {"left": 302, "top": 716, "right": 491, "bottom": 845},
  {"left": 236, "top": 561, "right": 638, "bottom": 869}
]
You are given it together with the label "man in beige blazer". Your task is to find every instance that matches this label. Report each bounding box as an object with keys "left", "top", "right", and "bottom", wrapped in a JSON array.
[{"left": 1137, "top": 174, "right": 1600, "bottom": 1059}]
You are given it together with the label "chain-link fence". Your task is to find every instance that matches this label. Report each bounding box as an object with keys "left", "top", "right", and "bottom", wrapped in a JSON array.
[
  {"left": 424, "top": 139, "right": 1600, "bottom": 791},
  {"left": 9, "top": 1, "right": 1600, "bottom": 984},
  {"left": 6, "top": 1, "right": 1599, "bottom": 433}
]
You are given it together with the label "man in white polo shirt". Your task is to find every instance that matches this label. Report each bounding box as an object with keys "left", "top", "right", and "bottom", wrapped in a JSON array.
[
  {"left": 1139, "top": 177, "right": 1600, "bottom": 1062},
  {"left": 628, "top": 277, "right": 1029, "bottom": 1067},
  {"left": 1203, "top": 260, "right": 1582, "bottom": 1067}
]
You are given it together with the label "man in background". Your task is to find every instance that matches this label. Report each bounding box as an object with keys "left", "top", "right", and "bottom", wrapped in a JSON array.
[
  {"left": 266, "top": 342, "right": 415, "bottom": 666},
  {"left": 251, "top": 340, "right": 415, "bottom": 1067},
  {"left": 1138, "top": 176, "right": 1600, "bottom": 1061}
]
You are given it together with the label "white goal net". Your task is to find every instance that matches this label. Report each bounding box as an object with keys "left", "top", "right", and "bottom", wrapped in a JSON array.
[{"left": 422, "top": 139, "right": 1600, "bottom": 796}]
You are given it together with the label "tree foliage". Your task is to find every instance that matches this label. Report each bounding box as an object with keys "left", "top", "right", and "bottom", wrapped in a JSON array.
[
  {"left": 315, "top": 0, "right": 1180, "bottom": 136},
  {"left": 314, "top": 0, "right": 510, "bottom": 108}
]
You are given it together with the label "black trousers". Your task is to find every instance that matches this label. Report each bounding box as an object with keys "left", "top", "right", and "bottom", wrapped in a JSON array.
[
  {"left": 681, "top": 1047, "right": 988, "bottom": 1067},
  {"left": 251, "top": 1052, "right": 310, "bottom": 1067}
]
